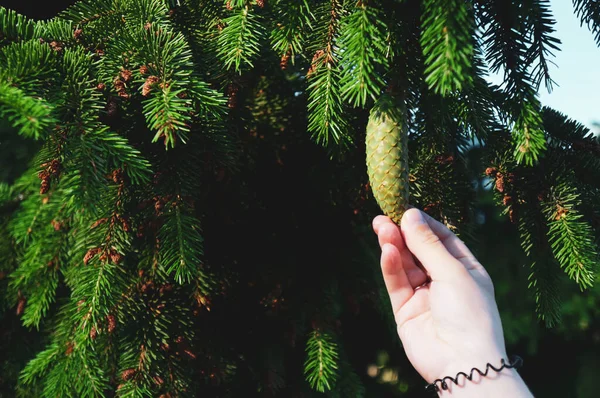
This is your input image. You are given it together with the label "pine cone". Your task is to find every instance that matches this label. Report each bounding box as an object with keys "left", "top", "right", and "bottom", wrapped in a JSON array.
[{"left": 366, "top": 94, "right": 409, "bottom": 225}]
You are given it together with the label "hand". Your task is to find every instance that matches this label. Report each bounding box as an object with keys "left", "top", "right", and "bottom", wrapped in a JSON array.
[{"left": 373, "top": 209, "right": 532, "bottom": 396}]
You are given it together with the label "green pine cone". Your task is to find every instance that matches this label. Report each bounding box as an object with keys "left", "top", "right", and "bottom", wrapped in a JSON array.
[{"left": 366, "top": 94, "right": 409, "bottom": 225}]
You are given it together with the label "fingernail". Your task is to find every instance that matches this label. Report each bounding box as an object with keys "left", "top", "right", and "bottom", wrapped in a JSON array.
[{"left": 403, "top": 209, "right": 425, "bottom": 225}]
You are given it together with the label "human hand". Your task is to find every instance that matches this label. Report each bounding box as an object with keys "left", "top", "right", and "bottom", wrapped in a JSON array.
[{"left": 373, "top": 209, "right": 531, "bottom": 396}]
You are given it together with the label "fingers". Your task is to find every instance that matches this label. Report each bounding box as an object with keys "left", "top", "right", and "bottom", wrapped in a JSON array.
[
  {"left": 419, "top": 211, "right": 483, "bottom": 271},
  {"left": 373, "top": 216, "right": 429, "bottom": 287},
  {"left": 400, "top": 209, "right": 467, "bottom": 281},
  {"left": 380, "top": 243, "right": 414, "bottom": 314}
]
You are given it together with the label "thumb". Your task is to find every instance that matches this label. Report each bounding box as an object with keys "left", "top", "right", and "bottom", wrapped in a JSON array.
[{"left": 400, "top": 209, "right": 466, "bottom": 281}]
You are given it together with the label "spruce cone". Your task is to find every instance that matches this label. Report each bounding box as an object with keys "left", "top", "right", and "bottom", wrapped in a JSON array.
[{"left": 366, "top": 94, "right": 409, "bottom": 225}]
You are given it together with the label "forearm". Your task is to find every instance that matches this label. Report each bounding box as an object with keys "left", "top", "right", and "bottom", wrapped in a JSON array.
[{"left": 436, "top": 368, "right": 533, "bottom": 398}]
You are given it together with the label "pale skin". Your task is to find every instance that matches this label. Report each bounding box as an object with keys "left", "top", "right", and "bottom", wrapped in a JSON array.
[{"left": 373, "top": 209, "right": 534, "bottom": 397}]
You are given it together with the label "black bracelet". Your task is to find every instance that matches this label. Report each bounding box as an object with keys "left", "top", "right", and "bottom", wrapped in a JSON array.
[{"left": 424, "top": 355, "right": 523, "bottom": 394}]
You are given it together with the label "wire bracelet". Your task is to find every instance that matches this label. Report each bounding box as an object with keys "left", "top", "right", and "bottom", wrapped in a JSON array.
[{"left": 425, "top": 355, "right": 523, "bottom": 394}]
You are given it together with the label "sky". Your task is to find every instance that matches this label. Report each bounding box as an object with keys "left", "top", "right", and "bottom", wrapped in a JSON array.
[{"left": 488, "top": 0, "right": 600, "bottom": 133}]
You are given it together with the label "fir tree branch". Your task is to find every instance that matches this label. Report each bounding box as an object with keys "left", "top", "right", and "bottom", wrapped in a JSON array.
[
  {"left": 0, "top": 40, "right": 58, "bottom": 93},
  {"left": 0, "top": 7, "right": 42, "bottom": 45},
  {"left": 158, "top": 200, "right": 206, "bottom": 287},
  {"left": 543, "top": 179, "right": 597, "bottom": 289},
  {"left": 511, "top": 92, "right": 546, "bottom": 166},
  {"left": 0, "top": 82, "right": 55, "bottom": 139},
  {"left": 523, "top": 0, "right": 560, "bottom": 91},
  {"left": 338, "top": 1, "right": 389, "bottom": 107},
  {"left": 218, "top": 2, "right": 265, "bottom": 73},
  {"left": 420, "top": 0, "right": 474, "bottom": 95},
  {"left": 479, "top": 0, "right": 547, "bottom": 165},
  {"left": 304, "top": 329, "right": 339, "bottom": 393},
  {"left": 270, "top": 0, "right": 313, "bottom": 61},
  {"left": 306, "top": 0, "right": 351, "bottom": 150},
  {"left": 572, "top": 0, "right": 600, "bottom": 45}
]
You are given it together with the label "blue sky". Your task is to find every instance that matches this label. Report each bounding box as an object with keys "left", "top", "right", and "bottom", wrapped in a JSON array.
[{"left": 488, "top": 0, "right": 600, "bottom": 133}]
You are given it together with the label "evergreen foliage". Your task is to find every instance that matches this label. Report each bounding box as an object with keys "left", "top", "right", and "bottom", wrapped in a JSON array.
[{"left": 0, "top": 0, "right": 599, "bottom": 396}]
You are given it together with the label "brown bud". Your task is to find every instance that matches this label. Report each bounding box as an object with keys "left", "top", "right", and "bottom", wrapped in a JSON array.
[
  {"left": 256, "top": 0, "right": 265, "bottom": 8},
  {"left": 153, "top": 375, "right": 164, "bottom": 386},
  {"left": 120, "top": 69, "right": 133, "bottom": 82},
  {"left": 65, "top": 341, "right": 74, "bottom": 356},
  {"left": 502, "top": 196, "right": 512, "bottom": 206},
  {"left": 509, "top": 208, "right": 517, "bottom": 223},
  {"left": 38, "top": 170, "right": 50, "bottom": 180},
  {"left": 495, "top": 173, "right": 505, "bottom": 193},
  {"left": 109, "top": 249, "right": 123, "bottom": 265},
  {"left": 16, "top": 297, "right": 26, "bottom": 316},
  {"left": 90, "top": 326, "right": 97, "bottom": 340},
  {"left": 49, "top": 41, "right": 63, "bottom": 52},
  {"left": 485, "top": 167, "right": 498, "bottom": 177},
  {"left": 226, "top": 1, "right": 233, "bottom": 10},
  {"left": 95, "top": 48, "right": 105, "bottom": 57},
  {"left": 555, "top": 205, "right": 568, "bottom": 220},
  {"left": 142, "top": 76, "right": 160, "bottom": 97},
  {"left": 51, "top": 219, "right": 62, "bottom": 231},
  {"left": 280, "top": 52, "right": 290, "bottom": 70},
  {"left": 154, "top": 198, "right": 164, "bottom": 213},
  {"left": 107, "top": 314, "right": 117, "bottom": 333},
  {"left": 49, "top": 159, "right": 61, "bottom": 175},
  {"left": 40, "top": 179, "right": 50, "bottom": 195},
  {"left": 121, "top": 368, "right": 136, "bottom": 381},
  {"left": 113, "top": 78, "right": 126, "bottom": 92},
  {"left": 97, "top": 82, "right": 106, "bottom": 91},
  {"left": 139, "top": 65, "right": 149, "bottom": 75},
  {"left": 73, "top": 29, "right": 83, "bottom": 39},
  {"left": 84, "top": 247, "right": 100, "bottom": 265},
  {"left": 112, "top": 169, "right": 124, "bottom": 184}
]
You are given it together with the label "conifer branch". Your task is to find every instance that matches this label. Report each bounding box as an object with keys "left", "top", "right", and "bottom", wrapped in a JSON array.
[
  {"left": 573, "top": 0, "right": 600, "bottom": 45},
  {"left": 421, "top": 0, "right": 474, "bottom": 95},
  {"left": 0, "top": 82, "right": 55, "bottom": 139},
  {"left": 338, "top": 1, "right": 389, "bottom": 107},
  {"left": 158, "top": 200, "right": 206, "bottom": 287},
  {"left": 0, "top": 7, "right": 41, "bottom": 45},
  {"left": 306, "top": 0, "right": 351, "bottom": 149},
  {"left": 480, "top": 1, "right": 547, "bottom": 165},
  {"left": 270, "top": 0, "right": 313, "bottom": 62},
  {"left": 542, "top": 180, "right": 597, "bottom": 289},
  {"left": 218, "top": 2, "right": 264, "bottom": 73},
  {"left": 304, "top": 329, "right": 338, "bottom": 392},
  {"left": 523, "top": 0, "right": 560, "bottom": 91}
]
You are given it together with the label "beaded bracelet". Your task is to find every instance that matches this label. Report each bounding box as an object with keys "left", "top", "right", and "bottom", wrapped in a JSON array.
[{"left": 425, "top": 355, "right": 523, "bottom": 394}]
